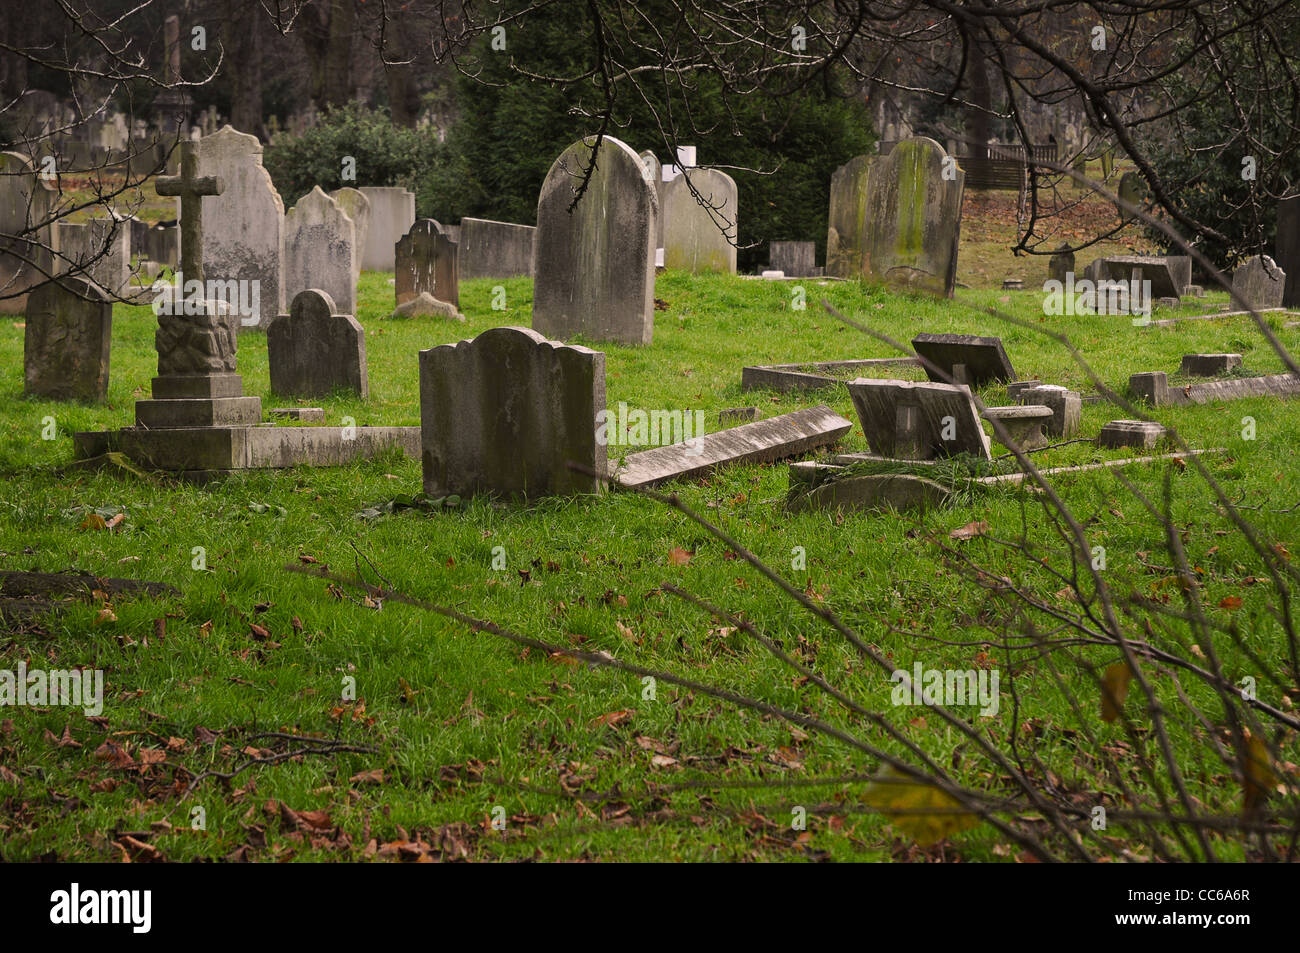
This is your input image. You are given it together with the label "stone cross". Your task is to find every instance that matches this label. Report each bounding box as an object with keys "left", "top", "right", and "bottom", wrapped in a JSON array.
[{"left": 155, "top": 140, "right": 221, "bottom": 282}]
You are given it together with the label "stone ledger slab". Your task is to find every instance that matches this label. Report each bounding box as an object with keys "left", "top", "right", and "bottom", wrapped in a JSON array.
[
  {"left": 613, "top": 405, "right": 852, "bottom": 488},
  {"left": 911, "top": 332, "right": 1016, "bottom": 387},
  {"left": 846, "top": 377, "right": 992, "bottom": 460}
]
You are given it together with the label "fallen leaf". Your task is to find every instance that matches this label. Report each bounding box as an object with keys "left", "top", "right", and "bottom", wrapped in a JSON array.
[
  {"left": 1219, "top": 595, "right": 1243, "bottom": 610},
  {"left": 949, "top": 521, "right": 989, "bottom": 541},
  {"left": 668, "top": 547, "right": 692, "bottom": 566},
  {"left": 861, "top": 765, "right": 981, "bottom": 845},
  {"left": 1100, "top": 662, "right": 1133, "bottom": 723},
  {"left": 592, "top": 709, "right": 635, "bottom": 728}
]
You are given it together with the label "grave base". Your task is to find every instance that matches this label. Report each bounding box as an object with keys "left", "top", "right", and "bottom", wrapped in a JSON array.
[{"left": 73, "top": 424, "right": 420, "bottom": 479}]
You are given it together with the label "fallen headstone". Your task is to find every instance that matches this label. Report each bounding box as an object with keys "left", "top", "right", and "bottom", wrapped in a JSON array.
[
  {"left": 741, "top": 358, "right": 923, "bottom": 393},
  {"left": 911, "top": 332, "right": 1016, "bottom": 387},
  {"left": 846, "top": 377, "right": 992, "bottom": 460},
  {"left": 787, "top": 470, "right": 951, "bottom": 515},
  {"left": 1099, "top": 419, "right": 1166, "bottom": 449},
  {"left": 1179, "top": 353, "right": 1242, "bottom": 376}
]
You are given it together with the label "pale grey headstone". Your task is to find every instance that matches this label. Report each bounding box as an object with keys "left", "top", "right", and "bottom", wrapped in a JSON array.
[
  {"left": 662, "top": 168, "right": 738, "bottom": 274},
  {"left": 329, "top": 187, "right": 371, "bottom": 282},
  {"left": 358, "top": 187, "right": 415, "bottom": 271},
  {"left": 770, "top": 241, "right": 816, "bottom": 277},
  {"left": 284, "top": 186, "right": 356, "bottom": 317},
  {"left": 846, "top": 377, "right": 992, "bottom": 460},
  {"left": 0, "top": 151, "right": 58, "bottom": 314},
  {"left": 1231, "top": 254, "right": 1286, "bottom": 309},
  {"left": 458, "top": 217, "right": 535, "bottom": 280}
]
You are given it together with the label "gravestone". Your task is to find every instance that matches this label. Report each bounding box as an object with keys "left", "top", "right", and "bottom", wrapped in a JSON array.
[
  {"left": 982, "top": 405, "right": 1052, "bottom": 451},
  {"left": 662, "top": 169, "right": 738, "bottom": 274},
  {"left": 0, "top": 151, "right": 58, "bottom": 314},
  {"left": 826, "top": 139, "right": 964, "bottom": 295},
  {"left": 1048, "top": 245, "right": 1074, "bottom": 283},
  {"left": 358, "top": 187, "right": 415, "bottom": 271},
  {"left": 1117, "top": 172, "right": 1146, "bottom": 223},
  {"left": 23, "top": 277, "right": 112, "bottom": 401},
  {"left": 284, "top": 186, "right": 356, "bottom": 316},
  {"left": 533, "top": 136, "right": 657, "bottom": 345},
  {"left": 1016, "top": 384, "right": 1081, "bottom": 436},
  {"left": 329, "top": 187, "right": 370, "bottom": 281},
  {"left": 56, "top": 219, "right": 132, "bottom": 298},
  {"left": 770, "top": 241, "right": 816, "bottom": 278},
  {"left": 419, "top": 326, "right": 604, "bottom": 498},
  {"left": 1101, "top": 256, "right": 1180, "bottom": 299},
  {"left": 458, "top": 218, "right": 536, "bottom": 280},
  {"left": 1099, "top": 420, "right": 1165, "bottom": 449},
  {"left": 1277, "top": 196, "right": 1300, "bottom": 308},
  {"left": 1165, "top": 256, "right": 1192, "bottom": 297},
  {"left": 911, "top": 332, "right": 1015, "bottom": 387},
  {"left": 845, "top": 378, "right": 992, "bottom": 460},
  {"left": 394, "top": 219, "right": 458, "bottom": 308},
  {"left": 187, "top": 126, "right": 284, "bottom": 328},
  {"left": 145, "top": 223, "right": 178, "bottom": 269},
  {"left": 267, "top": 289, "right": 367, "bottom": 398},
  {"left": 1179, "top": 353, "right": 1242, "bottom": 376},
  {"left": 638, "top": 151, "right": 664, "bottom": 249},
  {"left": 1231, "top": 255, "right": 1286, "bottom": 309}
]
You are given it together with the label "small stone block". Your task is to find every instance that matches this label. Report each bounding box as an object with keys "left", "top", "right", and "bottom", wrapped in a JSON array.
[
  {"left": 1002, "top": 278, "right": 1024, "bottom": 290},
  {"left": 1129, "top": 371, "right": 1169, "bottom": 406},
  {"left": 1005, "top": 379, "right": 1043, "bottom": 401},
  {"left": 269, "top": 407, "right": 325, "bottom": 422},
  {"left": 1099, "top": 419, "right": 1166, "bottom": 449},
  {"left": 1017, "top": 384, "right": 1082, "bottom": 436},
  {"left": 718, "top": 406, "right": 758, "bottom": 425},
  {"left": 982, "top": 404, "right": 1053, "bottom": 451},
  {"left": 1179, "top": 353, "right": 1242, "bottom": 376},
  {"left": 1156, "top": 296, "right": 1180, "bottom": 308}
]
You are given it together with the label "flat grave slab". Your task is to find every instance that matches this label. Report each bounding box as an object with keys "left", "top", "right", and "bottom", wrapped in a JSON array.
[
  {"left": 741, "top": 357, "right": 922, "bottom": 393},
  {"left": 911, "top": 333, "right": 1015, "bottom": 387}
]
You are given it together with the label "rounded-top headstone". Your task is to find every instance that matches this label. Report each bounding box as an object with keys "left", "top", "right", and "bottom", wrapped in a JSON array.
[{"left": 662, "top": 168, "right": 738, "bottom": 275}]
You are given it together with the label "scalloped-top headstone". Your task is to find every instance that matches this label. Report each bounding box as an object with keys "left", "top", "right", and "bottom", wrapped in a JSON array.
[
  {"left": 0, "top": 151, "right": 58, "bottom": 314},
  {"left": 284, "top": 186, "right": 356, "bottom": 316},
  {"left": 1231, "top": 254, "right": 1286, "bottom": 310},
  {"left": 419, "top": 326, "right": 604, "bottom": 498},
  {"left": 533, "top": 136, "right": 658, "bottom": 345},
  {"left": 267, "top": 289, "right": 367, "bottom": 398},
  {"left": 826, "top": 138, "right": 964, "bottom": 296}
]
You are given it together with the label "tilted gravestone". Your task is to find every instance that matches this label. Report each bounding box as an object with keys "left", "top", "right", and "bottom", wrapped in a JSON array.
[
  {"left": 770, "top": 241, "right": 816, "bottom": 277},
  {"left": 1048, "top": 245, "right": 1074, "bottom": 284},
  {"left": 638, "top": 151, "right": 665, "bottom": 249},
  {"left": 56, "top": 219, "right": 132, "bottom": 298},
  {"left": 329, "top": 187, "right": 370, "bottom": 282},
  {"left": 1100, "top": 255, "right": 1181, "bottom": 299},
  {"left": 533, "top": 136, "right": 658, "bottom": 345},
  {"left": 23, "top": 276, "right": 112, "bottom": 401},
  {"left": 0, "top": 151, "right": 58, "bottom": 314},
  {"left": 1277, "top": 196, "right": 1300, "bottom": 308},
  {"left": 1231, "top": 254, "right": 1286, "bottom": 309},
  {"left": 662, "top": 168, "right": 738, "bottom": 274},
  {"left": 284, "top": 186, "right": 356, "bottom": 317},
  {"left": 846, "top": 378, "right": 992, "bottom": 461},
  {"left": 187, "top": 126, "right": 284, "bottom": 328},
  {"left": 394, "top": 219, "right": 458, "bottom": 308},
  {"left": 419, "top": 326, "right": 604, "bottom": 498},
  {"left": 267, "top": 289, "right": 367, "bottom": 398},
  {"left": 358, "top": 187, "right": 415, "bottom": 272},
  {"left": 459, "top": 218, "right": 535, "bottom": 280},
  {"left": 911, "top": 333, "right": 1015, "bottom": 387},
  {"left": 825, "top": 139, "right": 964, "bottom": 296}
]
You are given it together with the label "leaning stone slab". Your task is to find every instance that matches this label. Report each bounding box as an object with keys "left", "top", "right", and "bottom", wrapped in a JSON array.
[
  {"left": 420, "top": 326, "right": 605, "bottom": 499},
  {"left": 458, "top": 217, "right": 536, "bottom": 280},
  {"left": 1232, "top": 255, "right": 1286, "bottom": 310},
  {"left": 533, "top": 136, "right": 658, "bottom": 345},
  {"left": 1131, "top": 369, "right": 1300, "bottom": 406},
  {"left": 612, "top": 405, "right": 852, "bottom": 488},
  {"left": 741, "top": 358, "right": 922, "bottom": 393},
  {"left": 787, "top": 472, "right": 951, "bottom": 515},
  {"left": 284, "top": 186, "right": 356, "bottom": 317},
  {"left": 1179, "top": 353, "right": 1242, "bottom": 376},
  {"left": 846, "top": 377, "right": 992, "bottom": 460},
  {"left": 267, "top": 289, "right": 368, "bottom": 398},
  {"left": 1101, "top": 256, "right": 1180, "bottom": 299},
  {"left": 1099, "top": 420, "right": 1166, "bottom": 449},
  {"left": 912, "top": 332, "right": 1015, "bottom": 387},
  {"left": 388, "top": 291, "right": 464, "bottom": 321},
  {"left": 23, "top": 277, "right": 112, "bottom": 401}
]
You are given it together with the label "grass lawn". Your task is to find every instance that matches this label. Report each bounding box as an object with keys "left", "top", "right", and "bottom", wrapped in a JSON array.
[{"left": 2, "top": 259, "right": 1298, "bottom": 861}]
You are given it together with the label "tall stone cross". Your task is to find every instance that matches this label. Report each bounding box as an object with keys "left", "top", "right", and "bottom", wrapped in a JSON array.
[{"left": 155, "top": 140, "right": 221, "bottom": 282}]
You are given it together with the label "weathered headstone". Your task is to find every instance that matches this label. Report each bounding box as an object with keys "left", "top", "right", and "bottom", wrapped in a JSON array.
[
  {"left": 638, "top": 151, "right": 664, "bottom": 249},
  {"left": 419, "top": 326, "right": 604, "bottom": 498},
  {"left": 911, "top": 332, "right": 1015, "bottom": 387},
  {"left": 982, "top": 405, "right": 1052, "bottom": 451},
  {"left": 144, "top": 223, "right": 178, "bottom": 269},
  {"left": 0, "top": 151, "right": 58, "bottom": 314},
  {"left": 1277, "top": 196, "right": 1300, "bottom": 308},
  {"left": 329, "top": 187, "right": 370, "bottom": 281},
  {"left": 1100, "top": 256, "right": 1180, "bottom": 299},
  {"left": 1117, "top": 172, "right": 1146, "bottom": 223},
  {"left": 1016, "top": 384, "right": 1081, "bottom": 436},
  {"left": 1165, "top": 256, "right": 1192, "bottom": 297},
  {"left": 23, "top": 277, "right": 112, "bottom": 401},
  {"left": 662, "top": 169, "right": 738, "bottom": 274},
  {"left": 394, "top": 219, "right": 458, "bottom": 308},
  {"left": 458, "top": 218, "right": 536, "bottom": 280},
  {"left": 770, "top": 241, "right": 816, "bottom": 278},
  {"left": 56, "top": 219, "right": 132, "bottom": 298},
  {"left": 533, "top": 136, "right": 658, "bottom": 345},
  {"left": 358, "top": 187, "right": 415, "bottom": 271},
  {"left": 1048, "top": 245, "right": 1074, "bottom": 283},
  {"left": 284, "top": 186, "right": 356, "bottom": 317},
  {"left": 846, "top": 378, "right": 992, "bottom": 460},
  {"left": 186, "top": 126, "right": 284, "bottom": 328},
  {"left": 1099, "top": 420, "right": 1165, "bottom": 449},
  {"left": 1231, "top": 254, "right": 1286, "bottom": 309},
  {"left": 267, "top": 289, "right": 367, "bottom": 398},
  {"left": 825, "top": 139, "right": 964, "bottom": 296},
  {"left": 1179, "top": 353, "right": 1242, "bottom": 376}
]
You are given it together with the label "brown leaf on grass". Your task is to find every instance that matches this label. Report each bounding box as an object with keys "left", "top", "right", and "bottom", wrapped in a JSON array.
[
  {"left": 592, "top": 709, "right": 635, "bottom": 728},
  {"left": 615, "top": 620, "right": 638, "bottom": 643},
  {"left": 291, "top": 616, "right": 303, "bottom": 633},
  {"left": 56, "top": 725, "right": 81, "bottom": 748},
  {"left": 949, "top": 521, "right": 989, "bottom": 541},
  {"left": 80, "top": 513, "right": 107, "bottom": 531},
  {"left": 138, "top": 747, "right": 166, "bottom": 765},
  {"left": 350, "top": 769, "right": 384, "bottom": 785},
  {"left": 651, "top": 754, "right": 679, "bottom": 768},
  {"left": 1219, "top": 595, "right": 1243, "bottom": 610},
  {"left": 1100, "top": 662, "right": 1133, "bottom": 723},
  {"left": 668, "top": 547, "right": 692, "bottom": 567},
  {"left": 0, "top": 764, "right": 19, "bottom": 784},
  {"left": 116, "top": 834, "right": 163, "bottom": 862},
  {"left": 1243, "top": 732, "right": 1278, "bottom": 817},
  {"left": 249, "top": 623, "right": 271, "bottom": 641},
  {"left": 93, "top": 607, "right": 117, "bottom": 625},
  {"left": 297, "top": 554, "right": 319, "bottom": 564},
  {"left": 104, "top": 513, "right": 125, "bottom": 532},
  {"left": 194, "top": 725, "right": 220, "bottom": 744},
  {"left": 198, "top": 620, "right": 213, "bottom": 638},
  {"left": 94, "top": 739, "right": 134, "bottom": 768}
]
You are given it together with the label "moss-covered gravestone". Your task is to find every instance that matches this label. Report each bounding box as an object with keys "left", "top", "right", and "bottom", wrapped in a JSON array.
[
  {"left": 419, "top": 326, "right": 605, "bottom": 499},
  {"left": 533, "top": 136, "right": 658, "bottom": 345},
  {"left": 662, "top": 169, "right": 738, "bottom": 274},
  {"left": 23, "top": 277, "right": 112, "bottom": 402},
  {"left": 825, "top": 138, "right": 964, "bottom": 296}
]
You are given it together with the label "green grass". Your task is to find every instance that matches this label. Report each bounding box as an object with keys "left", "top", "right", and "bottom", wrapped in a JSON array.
[{"left": 1, "top": 269, "right": 1298, "bottom": 862}]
